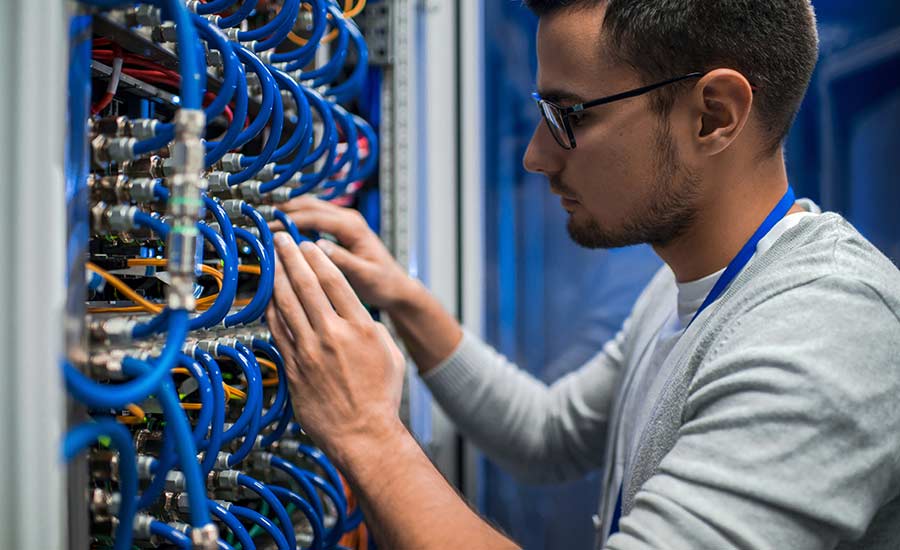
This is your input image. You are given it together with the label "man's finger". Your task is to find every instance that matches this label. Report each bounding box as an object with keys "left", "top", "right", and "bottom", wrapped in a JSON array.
[
  {"left": 278, "top": 197, "right": 368, "bottom": 246},
  {"left": 272, "top": 251, "right": 315, "bottom": 341},
  {"left": 274, "top": 232, "right": 335, "bottom": 330},
  {"left": 300, "top": 241, "right": 371, "bottom": 323},
  {"left": 266, "top": 302, "right": 295, "bottom": 349},
  {"left": 316, "top": 239, "right": 370, "bottom": 281}
]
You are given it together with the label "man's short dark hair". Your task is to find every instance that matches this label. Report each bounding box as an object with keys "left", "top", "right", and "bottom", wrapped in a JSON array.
[{"left": 525, "top": 0, "right": 819, "bottom": 154}]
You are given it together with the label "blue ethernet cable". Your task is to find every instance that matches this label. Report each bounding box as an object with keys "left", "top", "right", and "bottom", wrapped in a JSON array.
[
  {"left": 193, "top": 13, "right": 239, "bottom": 120},
  {"left": 270, "top": 0, "right": 327, "bottom": 68},
  {"left": 267, "top": 455, "right": 325, "bottom": 526},
  {"left": 244, "top": 68, "right": 311, "bottom": 166},
  {"left": 63, "top": 419, "right": 138, "bottom": 550},
  {"left": 272, "top": 207, "right": 305, "bottom": 243},
  {"left": 150, "top": 520, "right": 192, "bottom": 548},
  {"left": 288, "top": 3, "right": 349, "bottom": 78},
  {"left": 260, "top": 396, "right": 292, "bottom": 447},
  {"left": 353, "top": 115, "right": 380, "bottom": 181},
  {"left": 248, "top": 0, "right": 300, "bottom": 51},
  {"left": 296, "top": 444, "right": 364, "bottom": 530},
  {"left": 301, "top": 469, "right": 347, "bottom": 547},
  {"left": 231, "top": 47, "right": 276, "bottom": 150},
  {"left": 176, "top": 354, "right": 215, "bottom": 446},
  {"left": 209, "top": 501, "right": 256, "bottom": 550},
  {"left": 229, "top": 505, "right": 290, "bottom": 550},
  {"left": 205, "top": 65, "right": 249, "bottom": 167},
  {"left": 193, "top": 350, "right": 226, "bottom": 475},
  {"left": 224, "top": 341, "right": 264, "bottom": 466},
  {"left": 121, "top": 356, "right": 211, "bottom": 528},
  {"left": 64, "top": 309, "right": 188, "bottom": 408},
  {"left": 195, "top": 0, "right": 236, "bottom": 15},
  {"left": 224, "top": 227, "right": 272, "bottom": 325},
  {"left": 289, "top": 90, "right": 341, "bottom": 199},
  {"left": 319, "top": 104, "right": 360, "bottom": 199},
  {"left": 252, "top": 338, "right": 288, "bottom": 428},
  {"left": 327, "top": 18, "right": 369, "bottom": 104},
  {"left": 228, "top": 73, "right": 284, "bottom": 185},
  {"left": 214, "top": 343, "right": 262, "bottom": 464},
  {"left": 235, "top": 474, "right": 296, "bottom": 550},
  {"left": 191, "top": 222, "right": 238, "bottom": 329},
  {"left": 268, "top": 485, "right": 325, "bottom": 550},
  {"left": 218, "top": 0, "right": 258, "bottom": 29}
]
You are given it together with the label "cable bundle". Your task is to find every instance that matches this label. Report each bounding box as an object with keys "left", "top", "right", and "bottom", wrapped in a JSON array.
[{"left": 64, "top": 1, "right": 377, "bottom": 548}]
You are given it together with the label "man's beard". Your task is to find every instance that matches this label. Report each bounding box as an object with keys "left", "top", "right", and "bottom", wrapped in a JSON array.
[{"left": 565, "top": 122, "right": 702, "bottom": 249}]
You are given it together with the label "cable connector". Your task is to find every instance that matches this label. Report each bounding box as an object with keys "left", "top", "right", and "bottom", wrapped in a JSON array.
[
  {"left": 129, "top": 119, "right": 158, "bottom": 141},
  {"left": 165, "top": 470, "right": 186, "bottom": 492},
  {"left": 166, "top": 108, "right": 207, "bottom": 311},
  {"left": 152, "top": 22, "right": 178, "bottom": 43},
  {"left": 191, "top": 523, "right": 220, "bottom": 550},
  {"left": 220, "top": 153, "right": 244, "bottom": 173},
  {"left": 207, "top": 171, "right": 230, "bottom": 193},
  {"left": 132, "top": 513, "right": 156, "bottom": 540},
  {"left": 239, "top": 180, "right": 263, "bottom": 202},
  {"left": 221, "top": 199, "right": 245, "bottom": 222},
  {"left": 270, "top": 186, "right": 294, "bottom": 203}
]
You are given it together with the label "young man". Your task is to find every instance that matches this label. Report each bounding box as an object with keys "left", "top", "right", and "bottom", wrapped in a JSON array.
[{"left": 266, "top": 1, "right": 900, "bottom": 548}]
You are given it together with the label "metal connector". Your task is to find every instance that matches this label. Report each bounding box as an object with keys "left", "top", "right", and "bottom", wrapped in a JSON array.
[
  {"left": 221, "top": 199, "right": 245, "bottom": 221},
  {"left": 132, "top": 513, "right": 155, "bottom": 539},
  {"left": 152, "top": 22, "right": 177, "bottom": 43},
  {"left": 165, "top": 470, "right": 186, "bottom": 492},
  {"left": 127, "top": 177, "right": 161, "bottom": 203},
  {"left": 130, "top": 119, "right": 158, "bottom": 141},
  {"left": 106, "top": 205, "right": 138, "bottom": 232},
  {"left": 191, "top": 523, "right": 220, "bottom": 550},
  {"left": 239, "top": 181, "right": 263, "bottom": 202},
  {"left": 166, "top": 108, "right": 207, "bottom": 311},
  {"left": 207, "top": 171, "right": 230, "bottom": 193},
  {"left": 255, "top": 205, "right": 276, "bottom": 221},
  {"left": 220, "top": 153, "right": 243, "bottom": 173},
  {"left": 270, "top": 186, "right": 294, "bottom": 203},
  {"left": 257, "top": 163, "right": 276, "bottom": 182}
]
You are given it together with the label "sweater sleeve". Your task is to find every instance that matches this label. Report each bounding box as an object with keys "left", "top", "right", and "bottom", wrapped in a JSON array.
[
  {"left": 422, "top": 322, "right": 630, "bottom": 483},
  {"left": 606, "top": 275, "right": 900, "bottom": 550}
]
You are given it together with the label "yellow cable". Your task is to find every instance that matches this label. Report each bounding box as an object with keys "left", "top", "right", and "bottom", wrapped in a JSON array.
[
  {"left": 117, "top": 403, "right": 146, "bottom": 425},
  {"left": 88, "top": 260, "right": 224, "bottom": 313},
  {"left": 181, "top": 403, "right": 203, "bottom": 411},
  {"left": 256, "top": 357, "right": 278, "bottom": 373},
  {"left": 86, "top": 262, "right": 164, "bottom": 314},
  {"left": 262, "top": 378, "right": 280, "bottom": 387},
  {"left": 344, "top": 0, "right": 366, "bottom": 18}
]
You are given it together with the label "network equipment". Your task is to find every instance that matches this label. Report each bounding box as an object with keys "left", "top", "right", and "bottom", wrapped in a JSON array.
[{"left": 63, "top": 1, "right": 379, "bottom": 548}]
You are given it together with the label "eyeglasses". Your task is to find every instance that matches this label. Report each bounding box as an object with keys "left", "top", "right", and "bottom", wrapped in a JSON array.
[{"left": 532, "top": 72, "right": 705, "bottom": 150}]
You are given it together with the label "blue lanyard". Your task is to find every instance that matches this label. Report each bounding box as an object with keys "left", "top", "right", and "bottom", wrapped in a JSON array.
[
  {"left": 606, "top": 185, "right": 796, "bottom": 539},
  {"left": 688, "top": 185, "right": 796, "bottom": 327}
]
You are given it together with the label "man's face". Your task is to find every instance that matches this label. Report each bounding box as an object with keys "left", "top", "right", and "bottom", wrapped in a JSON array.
[{"left": 524, "top": 6, "right": 702, "bottom": 249}]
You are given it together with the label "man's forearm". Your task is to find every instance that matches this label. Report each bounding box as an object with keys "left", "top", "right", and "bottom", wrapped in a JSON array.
[
  {"left": 332, "top": 418, "right": 519, "bottom": 550},
  {"left": 387, "top": 279, "right": 464, "bottom": 375}
]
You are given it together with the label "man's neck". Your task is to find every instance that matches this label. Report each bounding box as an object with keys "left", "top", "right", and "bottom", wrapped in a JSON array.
[{"left": 653, "top": 162, "right": 799, "bottom": 283}]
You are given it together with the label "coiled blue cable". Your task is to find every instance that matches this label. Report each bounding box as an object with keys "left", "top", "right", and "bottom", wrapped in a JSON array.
[
  {"left": 224, "top": 227, "right": 272, "bottom": 325},
  {"left": 288, "top": 3, "right": 348, "bottom": 78},
  {"left": 194, "top": 13, "right": 239, "bottom": 120},
  {"left": 230, "top": 505, "right": 289, "bottom": 550},
  {"left": 229, "top": 74, "right": 283, "bottom": 185},
  {"left": 252, "top": 338, "right": 288, "bottom": 429},
  {"left": 268, "top": 485, "right": 325, "bottom": 550},
  {"left": 245, "top": 69, "right": 311, "bottom": 165},
  {"left": 216, "top": 344, "right": 262, "bottom": 455},
  {"left": 225, "top": 341, "right": 264, "bottom": 466},
  {"left": 231, "top": 47, "right": 275, "bottom": 150},
  {"left": 289, "top": 90, "right": 340, "bottom": 198},
  {"left": 268, "top": 455, "right": 325, "bottom": 526},
  {"left": 270, "top": 0, "right": 327, "bottom": 67},
  {"left": 175, "top": 354, "right": 214, "bottom": 446},
  {"left": 218, "top": 0, "right": 257, "bottom": 28},
  {"left": 205, "top": 64, "right": 249, "bottom": 166},
  {"left": 327, "top": 18, "right": 368, "bottom": 103},
  {"left": 195, "top": 0, "right": 236, "bottom": 15},
  {"left": 194, "top": 350, "right": 226, "bottom": 475},
  {"left": 191, "top": 222, "right": 238, "bottom": 329},
  {"left": 301, "top": 469, "right": 346, "bottom": 547},
  {"left": 249, "top": 0, "right": 300, "bottom": 51},
  {"left": 63, "top": 419, "right": 137, "bottom": 550},
  {"left": 236, "top": 474, "right": 296, "bottom": 549},
  {"left": 209, "top": 501, "right": 256, "bottom": 550}
]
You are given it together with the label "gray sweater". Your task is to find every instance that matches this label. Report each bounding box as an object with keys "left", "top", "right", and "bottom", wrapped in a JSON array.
[{"left": 423, "top": 213, "right": 900, "bottom": 549}]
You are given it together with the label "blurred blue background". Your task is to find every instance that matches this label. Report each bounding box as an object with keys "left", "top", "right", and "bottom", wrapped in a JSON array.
[{"left": 479, "top": 1, "right": 900, "bottom": 548}]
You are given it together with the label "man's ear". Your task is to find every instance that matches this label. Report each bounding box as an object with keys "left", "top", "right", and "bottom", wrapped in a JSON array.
[{"left": 690, "top": 69, "right": 754, "bottom": 157}]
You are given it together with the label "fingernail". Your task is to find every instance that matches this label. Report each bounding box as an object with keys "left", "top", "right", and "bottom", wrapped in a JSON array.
[
  {"left": 274, "top": 232, "right": 292, "bottom": 248},
  {"left": 316, "top": 239, "right": 334, "bottom": 255},
  {"left": 299, "top": 240, "right": 316, "bottom": 253}
]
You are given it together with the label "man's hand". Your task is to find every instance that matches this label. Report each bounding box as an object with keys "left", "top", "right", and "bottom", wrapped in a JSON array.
[
  {"left": 267, "top": 233, "right": 406, "bottom": 458},
  {"left": 273, "top": 196, "right": 415, "bottom": 311}
]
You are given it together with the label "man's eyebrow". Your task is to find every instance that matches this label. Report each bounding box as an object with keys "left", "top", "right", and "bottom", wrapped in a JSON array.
[{"left": 536, "top": 88, "right": 587, "bottom": 104}]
